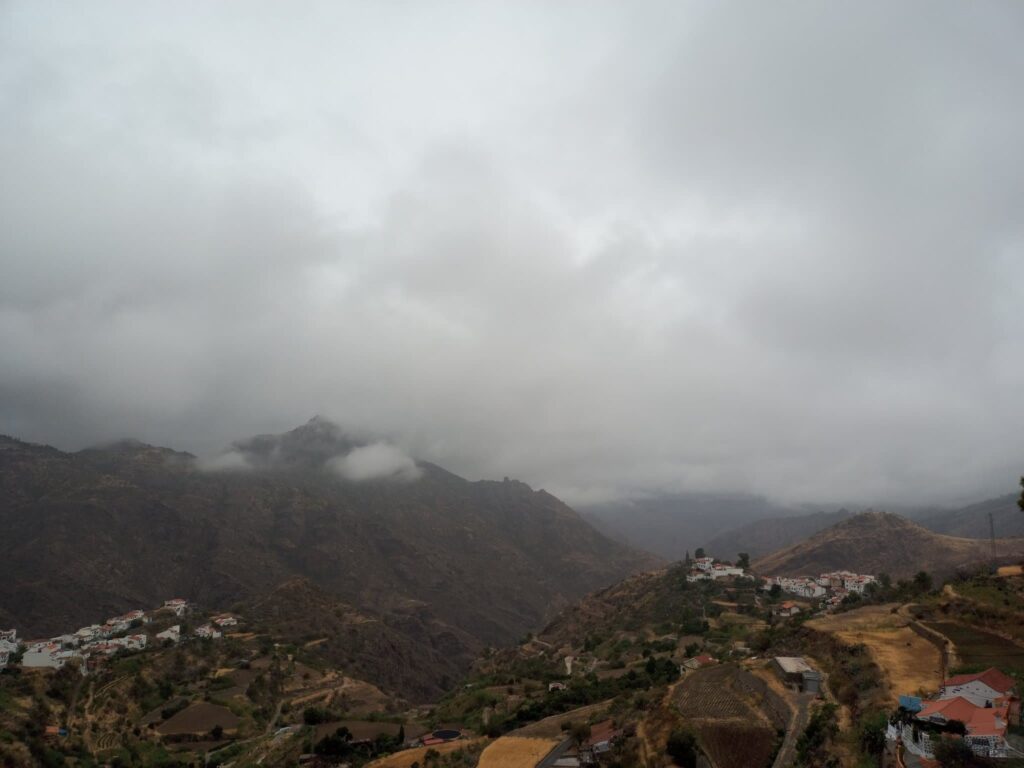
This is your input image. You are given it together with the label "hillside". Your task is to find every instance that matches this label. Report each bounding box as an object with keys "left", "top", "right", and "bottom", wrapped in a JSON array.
[
  {"left": 704, "top": 509, "right": 853, "bottom": 560},
  {"left": 580, "top": 493, "right": 805, "bottom": 561},
  {"left": 917, "top": 492, "right": 1024, "bottom": 539},
  {"left": 0, "top": 419, "right": 656, "bottom": 699},
  {"left": 753, "top": 510, "right": 1024, "bottom": 579}
]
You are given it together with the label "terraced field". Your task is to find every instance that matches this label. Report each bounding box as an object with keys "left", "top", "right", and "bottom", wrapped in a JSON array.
[
  {"left": 675, "top": 666, "right": 752, "bottom": 719},
  {"left": 924, "top": 622, "right": 1024, "bottom": 675},
  {"left": 673, "top": 665, "right": 780, "bottom": 768}
]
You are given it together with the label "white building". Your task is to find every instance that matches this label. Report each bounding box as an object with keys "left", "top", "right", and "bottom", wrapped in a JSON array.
[
  {"left": 194, "top": 624, "right": 222, "bottom": 640},
  {"left": 693, "top": 557, "right": 715, "bottom": 572},
  {"left": 22, "top": 643, "right": 80, "bottom": 669},
  {"left": 711, "top": 565, "right": 745, "bottom": 579},
  {"left": 212, "top": 614, "right": 238, "bottom": 628},
  {"left": 939, "top": 668, "right": 1015, "bottom": 708},
  {"left": 0, "top": 629, "right": 16, "bottom": 644},
  {"left": 163, "top": 599, "right": 188, "bottom": 618},
  {"left": 156, "top": 625, "right": 181, "bottom": 644}
]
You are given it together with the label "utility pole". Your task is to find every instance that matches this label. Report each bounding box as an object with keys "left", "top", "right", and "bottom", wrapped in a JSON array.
[{"left": 989, "top": 512, "right": 997, "bottom": 573}]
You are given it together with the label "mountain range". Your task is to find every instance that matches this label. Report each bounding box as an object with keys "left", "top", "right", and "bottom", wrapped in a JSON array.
[{"left": 0, "top": 418, "right": 656, "bottom": 699}]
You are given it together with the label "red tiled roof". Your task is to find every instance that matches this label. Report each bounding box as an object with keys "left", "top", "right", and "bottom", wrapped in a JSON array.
[
  {"left": 942, "top": 667, "right": 1015, "bottom": 694},
  {"left": 917, "top": 696, "right": 1007, "bottom": 738}
]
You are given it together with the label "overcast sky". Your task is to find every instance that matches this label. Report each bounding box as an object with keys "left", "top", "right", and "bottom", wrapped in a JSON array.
[{"left": 2, "top": 2, "right": 1022, "bottom": 506}]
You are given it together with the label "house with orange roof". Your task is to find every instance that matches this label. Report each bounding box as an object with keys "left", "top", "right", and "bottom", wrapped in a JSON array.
[{"left": 913, "top": 694, "right": 1011, "bottom": 758}]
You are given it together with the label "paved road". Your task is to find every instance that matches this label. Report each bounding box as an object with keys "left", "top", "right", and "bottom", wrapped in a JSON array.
[{"left": 536, "top": 738, "right": 573, "bottom": 768}]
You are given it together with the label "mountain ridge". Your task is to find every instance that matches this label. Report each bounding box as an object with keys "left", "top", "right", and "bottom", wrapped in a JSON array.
[
  {"left": 752, "top": 510, "right": 1024, "bottom": 579},
  {"left": 0, "top": 420, "right": 658, "bottom": 700}
]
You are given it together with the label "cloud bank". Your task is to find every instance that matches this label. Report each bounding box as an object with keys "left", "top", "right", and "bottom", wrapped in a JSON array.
[
  {"left": 1, "top": 2, "right": 1022, "bottom": 506},
  {"left": 328, "top": 443, "right": 423, "bottom": 483}
]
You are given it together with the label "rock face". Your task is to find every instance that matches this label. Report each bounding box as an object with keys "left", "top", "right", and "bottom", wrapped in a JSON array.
[
  {"left": 0, "top": 419, "right": 657, "bottom": 700},
  {"left": 752, "top": 510, "right": 1024, "bottom": 580}
]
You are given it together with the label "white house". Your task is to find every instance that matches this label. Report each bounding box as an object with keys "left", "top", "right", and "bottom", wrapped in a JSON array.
[
  {"left": 156, "top": 625, "right": 181, "bottom": 644},
  {"left": 686, "top": 571, "right": 712, "bottom": 582},
  {"left": 693, "top": 557, "right": 715, "bottom": 572},
  {"left": 0, "top": 629, "right": 16, "bottom": 644},
  {"left": 939, "top": 668, "right": 1015, "bottom": 708},
  {"left": 22, "top": 643, "right": 79, "bottom": 669},
  {"left": 212, "top": 614, "right": 238, "bottom": 628},
  {"left": 775, "top": 601, "right": 801, "bottom": 618},
  {"left": 75, "top": 625, "right": 104, "bottom": 643},
  {"left": 110, "top": 634, "right": 147, "bottom": 652},
  {"left": 711, "top": 565, "right": 745, "bottom": 579},
  {"left": 163, "top": 599, "right": 188, "bottom": 618},
  {"left": 194, "top": 624, "right": 222, "bottom": 640}
]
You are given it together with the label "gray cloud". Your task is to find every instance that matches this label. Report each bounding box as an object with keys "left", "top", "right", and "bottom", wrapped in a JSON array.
[
  {"left": 1, "top": 1, "right": 1022, "bottom": 507},
  {"left": 327, "top": 443, "right": 422, "bottom": 483}
]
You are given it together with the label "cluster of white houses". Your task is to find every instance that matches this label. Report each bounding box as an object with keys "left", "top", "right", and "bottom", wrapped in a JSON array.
[
  {"left": 0, "top": 599, "right": 239, "bottom": 675},
  {"left": 888, "top": 667, "right": 1019, "bottom": 759},
  {"left": 762, "top": 570, "right": 877, "bottom": 608},
  {"left": 686, "top": 556, "right": 747, "bottom": 582}
]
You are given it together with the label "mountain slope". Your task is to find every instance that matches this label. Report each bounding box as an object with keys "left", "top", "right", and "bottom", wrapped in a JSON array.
[
  {"left": 916, "top": 493, "right": 1024, "bottom": 539},
  {"left": 704, "top": 509, "right": 853, "bottom": 560},
  {"left": 580, "top": 493, "right": 805, "bottom": 561},
  {"left": 0, "top": 420, "right": 656, "bottom": 699},
  {"left": 752, "top": 511, "right": 1024, "bottom": 579}
]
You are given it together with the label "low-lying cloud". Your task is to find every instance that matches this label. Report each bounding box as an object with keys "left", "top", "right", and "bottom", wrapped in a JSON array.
[
  {"left": 197, "top": 450, "right": 252, "bottom": 473},
  {"left": 1, "top": 2, "right": 1022, "bottom": 507},
  {"left": 328, "top": 443, "right": 422, "bottom": 483}
]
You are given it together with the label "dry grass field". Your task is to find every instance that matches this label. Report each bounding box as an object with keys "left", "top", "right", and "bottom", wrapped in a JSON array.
[
  {"left": 477, "top": 736, "right": 559, "bottom": 768},
  {"left": 509, "top": 700, "right": 611, "bottom": 737},
  {"left": 806, "top": 604, "right": 941, "bottom": 700},
  {"left": 366, "top": 738, "right": 487, "bottom": 768}
]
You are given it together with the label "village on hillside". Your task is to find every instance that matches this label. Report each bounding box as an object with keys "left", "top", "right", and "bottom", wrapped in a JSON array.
[
  {"left": 0, "top": 599, "right": 236, "bottom": 676},
  {"left": 3, "top": 558, "right": 1024, "bottom": 768}
]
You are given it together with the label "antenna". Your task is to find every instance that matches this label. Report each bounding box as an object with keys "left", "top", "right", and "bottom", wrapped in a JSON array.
[{"left": 989, "top": 512, "right": 997, "bottom": 572}]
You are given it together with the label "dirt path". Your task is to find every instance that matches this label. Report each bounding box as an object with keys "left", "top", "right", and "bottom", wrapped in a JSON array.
[{"left": 770, "top": 694, "right": 811, "bottom": 768}]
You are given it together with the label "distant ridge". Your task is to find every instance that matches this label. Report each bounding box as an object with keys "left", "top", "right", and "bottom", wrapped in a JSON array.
[
  {"left": 752, "top": 510, "right": 1024, "bottom": 580},
  {"left": 704, "top": 509, "right": 853, "bottom": 560}
]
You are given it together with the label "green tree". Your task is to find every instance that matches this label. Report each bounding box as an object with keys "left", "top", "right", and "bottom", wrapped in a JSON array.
[
  {"left": 569, "top": 721, "right": 591, "bottom": 747},
  {"left": 666, "top": 729, "right": 698, "bottom": 768},
  {"left": 694, "top": 548, "right": 706, "bottom": 559},
  {"left": 913, "top": 571, "right": 933, "bottom": 593},
  {"left": 737, "top": 552, "right": 750, "bottom": 569},
  {"left": 933, "top": 734, "right": 976, "bottom": 767},
  {"left": 1018, "top": 476, "right": 1024, "bottom": 513},
  {"left": 857, "top": 711, "right": 887, "bottom": 764}
]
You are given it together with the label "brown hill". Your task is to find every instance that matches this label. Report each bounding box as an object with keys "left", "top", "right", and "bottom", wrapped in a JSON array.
[
  {"left": 704, "top": 509, "right": 853, "bottom": 560},
  {"left": 0, "top": 420, "right": 656, "bottom": 700},
  {"left": 752, "top": 510, "right": 1024, "bottom": 579}
]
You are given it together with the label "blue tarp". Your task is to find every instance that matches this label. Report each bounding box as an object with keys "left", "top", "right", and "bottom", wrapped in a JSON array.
[{"left": 899, "top": 695, "right": 923, "bottom": 713}]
